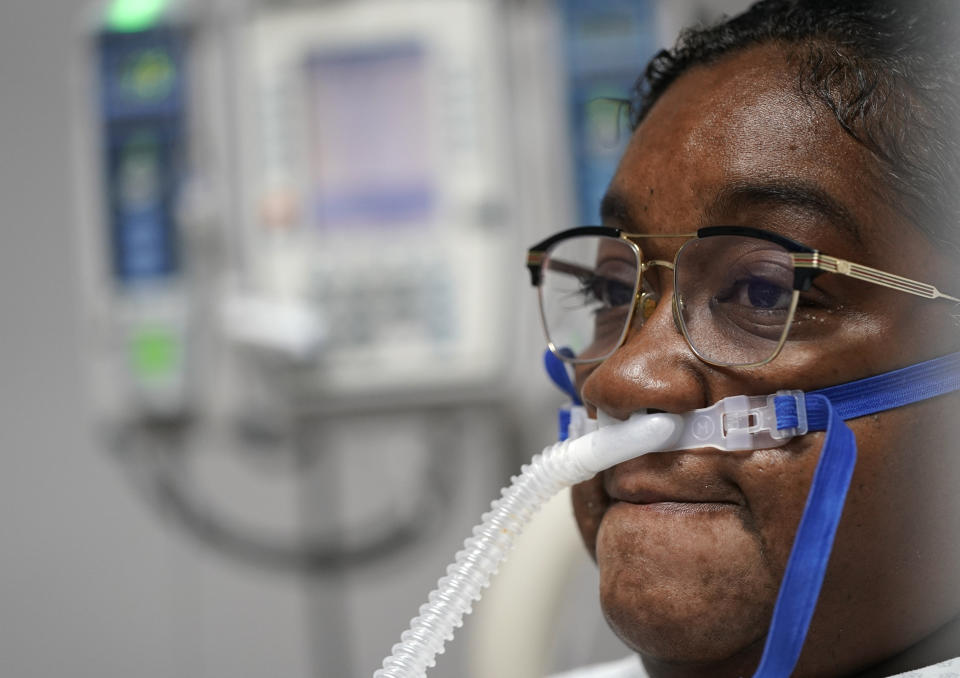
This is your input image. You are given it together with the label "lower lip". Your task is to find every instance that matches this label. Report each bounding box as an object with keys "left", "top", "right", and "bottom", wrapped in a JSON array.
[{"left": 614, "top": 500, "right": 740, "bottom": 515}]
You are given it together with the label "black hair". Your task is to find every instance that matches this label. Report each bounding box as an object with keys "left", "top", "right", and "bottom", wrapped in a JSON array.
[{"left": 632, "top": 0, "right": 960, "bottom": 255}]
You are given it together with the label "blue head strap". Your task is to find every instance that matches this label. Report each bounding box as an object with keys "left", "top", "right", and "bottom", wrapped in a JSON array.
[
  {"left": 544, "top": 349, "right": 960, "bottom": 677},
  {"left": 544, "top": 349, "right": 582, "bottom": 441}
]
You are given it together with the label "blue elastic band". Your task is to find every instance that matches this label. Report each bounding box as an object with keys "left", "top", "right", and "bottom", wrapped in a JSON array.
[
  {"left": 752, "top": 395, "right": 856, "bottom": 678},
  {"left": 544, "top": 349, "right": 582, "bottom": 405},
  {"left": 773, "top": 352, "right": 960, "bottom": 433},
  {"left": 774, "top": 396, "right": 800, "bottom": 430},
  {"left": 557, "top": 407, "right": 572, "bottom": 442}
]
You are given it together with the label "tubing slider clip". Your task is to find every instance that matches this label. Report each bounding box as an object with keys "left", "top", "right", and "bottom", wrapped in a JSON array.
[
  {"left": 569, "top": 389, "right": 809, "bottom": 456},
  {"left": 672, "top": 389, "right": 808, "bottom": 452}
]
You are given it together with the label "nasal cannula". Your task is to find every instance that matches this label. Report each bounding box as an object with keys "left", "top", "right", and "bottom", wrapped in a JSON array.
[
  {"left": 374, "top": 350, "right": 960, "bottom": 678},
  {"left": 373, "top": 390, "right": 805, "bottom": 678}
]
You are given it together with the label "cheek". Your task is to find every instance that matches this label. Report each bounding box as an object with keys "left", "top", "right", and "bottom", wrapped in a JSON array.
[
  {"left": 833, "top": 410, "right": 960, "bottom": 582},
  {"left": 732, "top": 444, "right": 821, "bottom": 568},
  {"left": 804, "top": 406, "right": 960, "bottom": 650},
  {"left": 572, "top": 476, "right": 609, "bottom": 559}
]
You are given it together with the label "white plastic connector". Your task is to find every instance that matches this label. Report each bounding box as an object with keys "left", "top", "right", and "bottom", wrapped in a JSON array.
[
  {"left": 568, "top": 405, "right": 598, "bottom": 440},
  {"left": 672, "top": 389, "right": 807, "bottom": 452},
  {"left": 578, "top": 389, "right": 808, "bottom": 468}
]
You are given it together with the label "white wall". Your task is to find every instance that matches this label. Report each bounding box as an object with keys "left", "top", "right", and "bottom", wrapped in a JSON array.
[{"left": 0, "top": 2, "right": 315, "bottom": 676}]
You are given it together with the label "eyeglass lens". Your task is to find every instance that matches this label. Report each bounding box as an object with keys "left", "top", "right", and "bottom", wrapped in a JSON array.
[
  {"left": 539, "top": 234, "right": 798, "bottom": 366},
  {"left": 675, "top": 235, "right": 798, "bottom": 366},
  {"left": 539, "top": 235, "right": 648, "bottom": 362}
]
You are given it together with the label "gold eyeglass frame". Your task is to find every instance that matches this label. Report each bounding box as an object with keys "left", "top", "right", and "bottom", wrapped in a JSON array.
[{"left": 526, "top": 226, "right": 960, "bottom": 368}]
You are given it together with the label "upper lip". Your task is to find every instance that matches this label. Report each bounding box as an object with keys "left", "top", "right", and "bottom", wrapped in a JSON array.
[
  {"left": 604, "top": 456, "right": 744, "bottom": 506},
  {"left": 607, "top": 486, "right": 741, "bottom": 505}
]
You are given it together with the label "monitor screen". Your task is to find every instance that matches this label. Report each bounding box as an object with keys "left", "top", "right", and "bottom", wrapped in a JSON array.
[{"left": 304, "top": 43, "right": 435, "bottom": 230}]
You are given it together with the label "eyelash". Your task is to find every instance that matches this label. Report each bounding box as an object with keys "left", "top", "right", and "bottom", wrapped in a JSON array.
[{"left": 793, "top": 285, "right": 837, "bottom": 317}]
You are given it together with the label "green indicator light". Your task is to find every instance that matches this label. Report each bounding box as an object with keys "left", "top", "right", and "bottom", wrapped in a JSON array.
[
  {"left": 106, "top": 0, "right": 169, "bottom": 33},
  {"left": 130, "top": 327, "right": 180, "bottom": 379}
]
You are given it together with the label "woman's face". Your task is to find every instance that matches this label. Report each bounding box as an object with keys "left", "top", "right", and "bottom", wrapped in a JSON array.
[{"left": 572, "top": 44, "right": 960, "bottom": 677}]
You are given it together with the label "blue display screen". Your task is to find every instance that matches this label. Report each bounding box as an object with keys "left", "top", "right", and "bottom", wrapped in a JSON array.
[
  {"left": 561, "top": 0, "right": 659, "bottom": 225},
  {"left": 98, "top": 27, "right": 186, "bottom": 283}
]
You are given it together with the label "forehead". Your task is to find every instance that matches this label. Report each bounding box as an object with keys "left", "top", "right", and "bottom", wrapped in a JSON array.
[{"left": 609, "top": 44, "right": 896, "bottom": 256}]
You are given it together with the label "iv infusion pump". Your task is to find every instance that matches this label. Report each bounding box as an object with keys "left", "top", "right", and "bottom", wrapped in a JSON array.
[
  {"left": 235, "top": 0, "right": 512, "bottom": 402},
  {"left": 78, "top": 4, "right": 199, "bottom": 420},
  {"left": 80, "top": 0, "right": 514, "bottom": 421}
]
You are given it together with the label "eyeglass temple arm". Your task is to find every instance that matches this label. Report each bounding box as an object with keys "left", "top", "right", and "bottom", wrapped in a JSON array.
[
  {"left": 792, "top": 252, "right": 960, "bottom": 303},
  {"left": 526, "top": 251, "right": 545, "bottom": 285}
]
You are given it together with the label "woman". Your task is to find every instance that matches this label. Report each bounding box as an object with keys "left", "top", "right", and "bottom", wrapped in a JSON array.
[{"left": 534, "top": 1, "right": 960, "bottom": 676}]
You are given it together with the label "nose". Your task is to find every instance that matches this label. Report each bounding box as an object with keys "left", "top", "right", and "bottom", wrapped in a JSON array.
[{"left": 579, "top": 289, "right": 708, "bottom": 421}]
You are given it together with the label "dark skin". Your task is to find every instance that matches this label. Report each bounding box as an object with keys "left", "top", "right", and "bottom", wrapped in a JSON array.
[{"left": 571, "top": 43, "right": 960, "bottom": 677}]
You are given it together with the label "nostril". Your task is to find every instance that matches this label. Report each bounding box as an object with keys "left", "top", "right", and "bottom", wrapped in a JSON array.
[{"left": 597, "top": 408, "right": 646, "bottom": 427}]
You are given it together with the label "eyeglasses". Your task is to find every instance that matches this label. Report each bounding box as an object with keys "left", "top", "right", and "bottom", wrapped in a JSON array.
[{"left": 526, "top": 226, "right": 960, "bottom": 368}]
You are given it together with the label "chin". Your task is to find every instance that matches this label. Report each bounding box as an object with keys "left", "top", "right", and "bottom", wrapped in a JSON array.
[
  {"left": 594, "top": 507, "right": 778, "bottom": 665},
  {"left": 599, "top": 572, "right": 773, "bottom": 665},
  {"left": 603, "top": 604, "right": 765, "bottom": 665}
]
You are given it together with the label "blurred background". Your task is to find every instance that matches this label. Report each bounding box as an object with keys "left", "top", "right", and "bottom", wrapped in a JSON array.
[{"left": 0, "top": 0, "right": 751, "bottom": 676}]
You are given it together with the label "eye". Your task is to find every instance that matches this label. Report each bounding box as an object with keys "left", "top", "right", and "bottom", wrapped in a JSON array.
[
  {"left": 580, "top": 274, "right": 635, "bottom": 308},
  {"left": 713, "top": 265, "right": 793, "bottom": 313},
  {"left": 738, "top": 277, "right": 792, "bottom": 310}
]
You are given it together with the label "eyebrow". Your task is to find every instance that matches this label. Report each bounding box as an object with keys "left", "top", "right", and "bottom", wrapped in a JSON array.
[
  {"left": 600, "top": 180, "right": 864, "bottom": 244},
  {"left": 599, "top": 191, "right": 641, "bottom": 230},
  {"left": 710, "top": 179, "right": 864, "bottom": 244}
]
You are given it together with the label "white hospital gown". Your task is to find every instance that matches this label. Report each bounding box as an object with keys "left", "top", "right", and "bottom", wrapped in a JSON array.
[{"left": 548, "top": 656, "right": 960, "bottom": 677}]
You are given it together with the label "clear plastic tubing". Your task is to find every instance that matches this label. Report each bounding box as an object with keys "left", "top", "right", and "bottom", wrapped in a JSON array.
[{"left": 374, "top": 412, "right": 683, "bottom": 678}]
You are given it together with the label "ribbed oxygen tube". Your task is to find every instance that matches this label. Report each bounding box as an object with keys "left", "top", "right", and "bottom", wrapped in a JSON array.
[
  {"left": 373, "top": 438, "right": 590, "bottom": 678},
  {"left": 374, "top": 413, "right": 683, "bottom": 678}
]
